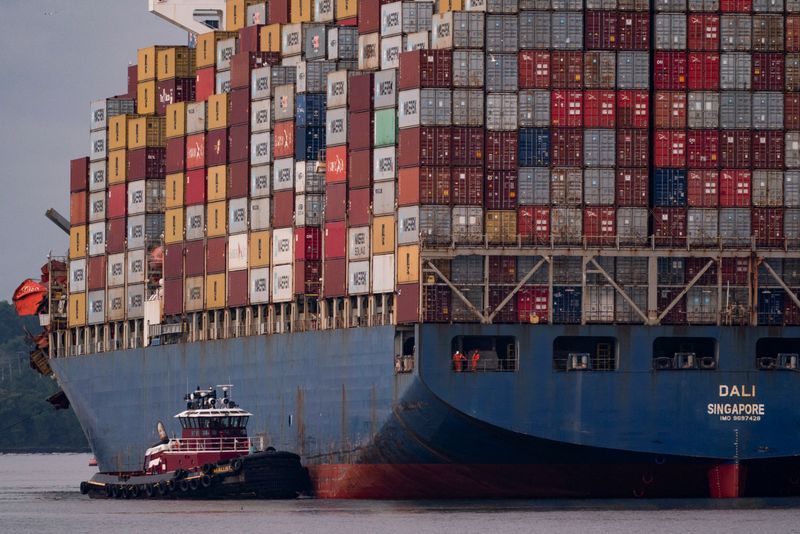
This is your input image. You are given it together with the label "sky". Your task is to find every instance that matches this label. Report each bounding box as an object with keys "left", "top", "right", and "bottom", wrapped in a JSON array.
[{"left": 0, "top": 1, "right": 184, "bottom": 300}]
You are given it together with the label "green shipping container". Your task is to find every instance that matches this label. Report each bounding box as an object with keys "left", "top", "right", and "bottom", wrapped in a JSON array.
[{"left": 373, "top": 108, "right": 396, "bottom": 147}]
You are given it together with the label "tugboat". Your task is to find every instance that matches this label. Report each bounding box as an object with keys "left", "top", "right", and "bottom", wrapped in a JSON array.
[{"left": 80, "top": 386, "right": 309, "bottom": 499}]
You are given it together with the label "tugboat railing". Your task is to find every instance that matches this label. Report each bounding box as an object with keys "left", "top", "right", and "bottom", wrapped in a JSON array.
[{"left": 170, "top": 437, "right": 251, "bottom": 453}]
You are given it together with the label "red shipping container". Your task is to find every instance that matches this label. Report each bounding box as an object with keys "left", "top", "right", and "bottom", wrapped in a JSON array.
[
  {"left": 423, "top": 285, "right": 450, "bottom": 322},
  {"left": 489, "top": 288, "right": 517, "bottom": 323},
  {"left": 357, "top": 0, "right": 380, "bottom": 33},
  {"left": 752, "top": 131, "right": 784, "bottom": 169},
  {"left": 206, "top": 128, "right": 228, "bottom": 166},
  {"left": 228, "top": 87, "right": 250, "bottom": 125},
  {"left": 87, "top": 255, "right": 105, "bottom": 291},
  {"left": 273, "top": 121, "right": 295, "bottom": 159},
  {"left": 518, "top": 206, "right": 550, "bottom": 245},
  {"left": 486, "top": 131, "right": 519, "bottom": 170},
  {"left": 451, "top": 127, "right": 483, "bottom": 166},
  {"left": 488, "top": 257, "right": 516, "bottom": 284},
  {"left": 166, "top": 136, "right": 185, "bottom": 173},
  {"left": 294, "top": 260, "right": 321, "bottom": 295},
  {"left": 164, "top": 243, "right": 184, "bottom": 280},
  {"left": 398, "top": 127, "right": 452, "bottom": 167},
  {"left": 617, "top": 12, "right": 649, "bottom": 51},
  {"left": 184, "top": 169, "right": 206, "bottom": 206},
  {"left": 237, "top": 26, "right": 260, "bottom": 55},
  {"left": 788, "top": 16, "right": 800, "bottom": 53},
  {"left": 654, "top": 52, "right": 687, "bottom": 91},
  {"left": 720, "top": 0, "right": 752, "bottom": 11},
  {"left": 752, "top": 208, "right": 784, "bottom": 247},
  {"left": 395, "top": 282, "right": 420, "bottom": 323},
  {"left": 185, "top": 241, "right": 205, "bottom": 276},
  {"left": 273, "top": 190, "right": 294, "bottom": 227},
  {"left": 70, "top": 191, "right": 87, "bottom": 225},
  {"left": 616, "top": 129, "right": 649, "bottom": 168},
  {"left": 106, "top": 183, "right": 126, "bottom": 219},
  {"left": 417, "top": 167, "right": 451, "bottom": 205},
  {"left": 294, "top": 227, "right": 322, "bottom": 261},
  {"left": 326, "top": 145, "right": 348, "bottom": 183},
  {"left": 653, "top": 208, "right": 688, "bottom": 247},
  {"left": 687, "top": 170, "right": 719, "bottom": 207},
  {"left": 719, "top": 170, "right": 752, "bottom": 207},
  {"left": 349, "top": 73, "right": 374, "bottom": 112},
  {"left": 325, "top": 183, "right": 347, "bottom": 222},
  {"left": 550, "top": 90, "right": 583, "bottom": 127},
  {"left": 206, "top": 237, "right": 226, "bottom": 274},
  {"left": 785, "top": 299, "right": 800, "bottom": 326},
  {"left": 398, "top": 167, "right": 422, "bottom": 206},
  {"left": 654, "top": 129, "right": 687, "bottom": 168},
  {"left": 658, "top": 288, "right": 687, "bottom": 325},
  {"left": 687, "top": 15, "right": 720, "bottom": 51},
  {"left": 106, "top": 218, "right": 126, "bottom": 254},
  {"left": 687, "top": 52, "right": 720, "bottom": 91},
  {"left": 551, "top": 129, "right": 583, "bottom": 167},
  {"left": 195, "top": 67, "right": 215, "bottom": 102},
  {"left": 322, "top": 258, "right": 347, "bottom": 298},
  {"left": 228, "top": 124, "right": 250, "bottom": 163},
  {"left": 751, "top": 53, "right": 784, "bottom": 91},
  {"left": 268, "top": 0, "right": 290, "bottom": 23},
  {"left": 550, "top": 51, "right": 583, "bottom": 89},
  {"left": 348, "top": 111, "right": 372, "bottom": 150},
  {"left": 127, "top": 65, "right": 137, "bottom": 100},
  {"left": 616, "top": 169, "right": 649, "bottom": 206},
  {"left": 227, "top": 270, "right": 248, "bottom": 307},
  {"left": 185, "top": 133, "right": 205, "bottom": 170},
  {"left": 228, "top": 161, "right": 248, "bottom": 198},
  {"left": 451, "top": 167, "right": 483, "bottom": 205},
  {"left": 127, "top": 148, "right": 166, "bottom": 180},
  {"left": 583, "top": 90, "right": 615, "bottom": 128},
  {"left": 585, "top": 11, "right": 617, "bottom": 50},
  {"left": 583, "top": 207, "right": 616, "bottom": 246},
  {"left": 156, "top": 78, "right": 196, "bottom": 115},
  {"left": 486, "top": 170, "right": 518, "bottom": 210},
  {"left": 719, "top": 131, "right": 751, "bottom": 169},
  {"left": 786, "top": 94, "right": 800, "bottom": 129},
  {"left": 518, "top": 51, "right": 551, "bottom": 89},
  {"left": 687, "top": 130, "right": 719, "bottom": 169},
  {"left": 349, "top": 149, "right": 371, "bottom": 188},
  {"left": 616, "top": 90, "right": 648, "bottom": 129},
  {"left": 517, "top": 287, "right": 549, "bottom": 324},
  {"left": 721, "top": 257, "right": 749, "bottom": 286},
  {"left": 164, "top": 278, "right": 183, "bottom": 316},
  {"left": 231, "top": 51, "right": 279, "bottom": 88},
  {"left": 654, "top": 91, "right": 686, "bottom": 129},
  {"left": 398, "top": 49, "right": 452, "bottom": 90},
  {"left": 70, "top": 157, "right": 89, "bottom": 193},
  {"left": 349, "top": 186, "right": 372, "bottom": 225},
  {"left": 324, "top": 221, "right": 346, "bottom": 259}
]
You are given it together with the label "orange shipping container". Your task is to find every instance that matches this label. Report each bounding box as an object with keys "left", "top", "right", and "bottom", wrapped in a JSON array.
[
  {"left": 157, "top": 47, "right": 196, "bottom": 80},
  {"left": 206, "top": 273, "right": 226, "bottom": 309},
  {"left": 128, "top": 116, "right": 166, "bottom": 149},
  {"left": 207, "top": 94, "right": 229, "bottom": 130},
  {"left": 69, "top": 225, "right": 87, "bottom": 259},
  {"left": 165, "top": 208, "right": 184, "bottom": 244},
  {"left": 372, "top": 215, "right": 395, "bottom": 254},
  {"left": 397, "top": 245, "right": 420, "bottom": 284},
  {"left": 166, "top": 102, "right": 187, "bottom": 138},
  {"left": 207, "top": 201, "right": 227, "bottom": 237},
  {"left": 196, "top": 31, "right": 239, "bottom": 68},
  {"left": 107, "top": 115, "right": 130, "bottom": 150},
  {"left": 207, "top": 165, "right": 228, "bottom": 201},
  {"left": 250, "top": 231, "right": 271, "bottom": 267},
  {"left": 68, "top": 292, "right": 87, "bottom": 327},
  {"left": 137, "top": 80, "right": 157, "bottom": 115},
  {"left": 336, "top": 0, "right": 359, "bottom": 20},
  {"left": 260, "top": 24, "right": 281, "bottom": 52},
  {"left": 107, "top": 150, "right": 127, "bottom": 184},
  {"left": 166, "top": 173, "right": 184, "bottom": 208},
  {"left": 137, "top": 46, "right": 169, "bottom": 82},
  {"left": 291, "top": 0, "right": 312, "bottom": 23}
]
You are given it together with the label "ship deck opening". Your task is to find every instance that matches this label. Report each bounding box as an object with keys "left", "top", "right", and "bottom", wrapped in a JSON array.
[
  {"left": 653, "top": 337, "right": 717, "bottom": 370},
  {"left": 552, "top": 336, "right": 617, "bottom": 371},
  {"left": 451, "top": 335, "right": 517, "bottom": 372},
  {"left": 756, "top": 338, "right": 800, "bottom": 370}
]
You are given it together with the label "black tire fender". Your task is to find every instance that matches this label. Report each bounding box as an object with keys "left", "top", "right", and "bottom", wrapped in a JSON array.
[
  {"left": 188, "top": 478, "right": 199, "bottom": 491},
  {"left": 111, "top": 485, "right": 120, "bottom": 499},
  {"left": 201, "top": 463, "right": 214, "bottom": 475},
  {"left": 120, "top": 486, "right": 129, "bottom": 499},
  {"left": 128, "top": 485, "right": 139, "bottom": 498},
  {"left": 144, "top": 484, "right": 155, "bottom": 498},
  {"left": 200, "top": 474, "right": 212, "bottom": 488},
  {"left": 232, "top": 459, "right": 243, "bottom": 473},
  {"left": 79, "top": 481, "right": 89, "bottom": 495},
  {"left": 179, "top": 479, "right": 190, "bottom": 492}
]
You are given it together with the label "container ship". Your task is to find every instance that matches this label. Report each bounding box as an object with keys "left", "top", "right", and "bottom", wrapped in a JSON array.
[{"left": 20, "top": 0, "right": 800, "bottom": 499}]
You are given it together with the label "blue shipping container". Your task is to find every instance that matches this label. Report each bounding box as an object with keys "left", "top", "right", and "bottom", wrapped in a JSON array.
[
  {"left": 657, "top": 257, "right": 685, "bottom": 285},
  {"left": 758, "top": 289, "right": 785, "bottom": 326},
  {"left": 653, "top": 169, "right": 687, "bottom": 207},
  {"left": 552, "top": 286, "right": 582, "bottom": 324},
  {"left": 296, "top": 93, "right": 327, "bottom": 127},
  {"left": 295, "top": 126, "right": 326, "bottom": 161},
  {"left": 518, "top": 128, "right": 550, "bottom": 167}
]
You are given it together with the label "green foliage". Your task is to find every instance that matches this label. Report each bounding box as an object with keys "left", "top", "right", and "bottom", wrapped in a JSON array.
[{"left": 0, "top": 302, "right": 88, "bottom": 451}]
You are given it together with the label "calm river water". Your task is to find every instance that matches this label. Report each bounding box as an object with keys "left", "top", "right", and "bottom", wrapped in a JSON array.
[{"left": 2, "top": 454, "right": 800, "bottom": 533}]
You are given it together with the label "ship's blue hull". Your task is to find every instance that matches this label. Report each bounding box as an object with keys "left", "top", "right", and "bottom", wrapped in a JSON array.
[{"left": 51, "top": 324, "right": 800, "bottom": 498}]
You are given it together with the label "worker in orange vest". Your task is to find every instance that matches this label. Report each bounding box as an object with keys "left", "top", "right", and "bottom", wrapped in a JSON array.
[
  {"left": 470, "top": 350, "right": 481, "bottom": 372},
  {"left": 452, "top": 350, "right": 466, "bottom": 372}
]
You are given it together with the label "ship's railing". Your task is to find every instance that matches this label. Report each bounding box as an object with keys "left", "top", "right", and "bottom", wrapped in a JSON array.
[{"left": 170, "top": 437, "right": 251, "bottom": 453}]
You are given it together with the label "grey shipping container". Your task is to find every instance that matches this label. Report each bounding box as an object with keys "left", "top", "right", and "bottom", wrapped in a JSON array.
[
  {"left": 687, "top": 287, "right": 718, "bottom": 324},
  {"left": 432, "top": 11, "right": 486, "bottom": 50},
  {"left": 584, "top": 169, "right": 615, "bottom": 206},
  {"left": 327, "top": 27, "right": 358, "bottom": 61},
  {"left": 486, "top": 93, "right": 518, "bottom": 130},
  {"left": 655, "top": 14, "right": 687, "bottom": 51},
  {"left": 127, "top": 284, "right": 145, "bottom": 319},
  {"left": 453, "top": 89, "right": 485, "bottom": 127},
  {"left": 297, "top": 61, "right": 337, "bottom": 93},
  {"left": 452, "top": 206, "right": 484, "bottom": 244},
  {"left": 551, "top": 207, "right": 582, "bottom": 245},
  {"left": 550, "top": 168, "right": 583, "bottom": 204},
  {"left": 786, "top": 171, "right": 800, "bottom": 207},
  {"left": 127, "top": 214, "right": 163, "bottom": 250},
  {"left": 398, "top": 88, "right": 452, "bottom": 128},
  {"left": 752, "top": 170, "right": 784, "bottom": 207},
  {"left": 453, "top": 50, "right": 485, "bottom": 88},
  {"left": 420, "top": 205, "right": 452, "bottom": 244},
  {"left": 687, "top": 208, "right": 719, "bottom": 246},
  {"left": 551, "top": 12, "right": 582, "bottom": 50},
  {"left": 452, "top": 289, "right": 485, "bottom": 322},
  {"left": 516, "top": 255, "right": 548, "bottom": 284},
  {"left": 553, "top": 257, "right": 582, "bottom": 284},
  {"left": 295, "top": 161, "right": 325, "bottom": 194},
  {"left": 519, "top": 11, "right": 550, "bottom": 49},
  {"left": 616, "top": 258, "right": 649, "bottom": 285},
  {"left": 654, "top": 0, "right": 687, "bottom": 11},
  {"left": 518, "top": 90, "right": 550, "bottom": 127},
  {"left": 485, "top": 53, "right": 518, "bottom": 92},
  {"left": 583, "top": 129, "right": 616, "bottom": 167},
  {"left": 617, "top": 207, "right": 648, "bottom": 246},
  {"left": 486, "top": 15, "right": 519, "bottom": 53},
  {"left": 487, "top": 0, "right": 519, "bottom": 13},
  {"left": 752, "top": 92, "right": 784, "bottom": 130},
  {"left": 273, "top": 84, "right": 295, "bottom": 121},
  {"left": 719, "top": 208, "right": 751, "bottom": 247},
  {"left": 185, "top": 205, "right": 205, "bottom": 241},
  {"left": 688, "top": 0, "right": 719, "bottom": 10},
  {"left": 518, "top": 167, "right": 550, "bottom": 205},
  {"left": 687, "top": 92, "right": 720, "bottom": 129},
  {"left": 551, "top": 0, "right": 583, "bottom": 9},
  {"left": 295, "top": 194, "right": 324, "bottom": 226},
  {"left": 585, "top": 286, "right": 615, "bottom": 323},
  {"left": 615, "top": 287, "right": 648, "bottom": 324},
  {"left": 304, "top": 24, "right": 327, "bottom": 60},
  {"left": 452, "top": 256, "right": 485, "bottom": 284},
  {"left": 721, "top": 16, "right": 752, "bottom": 52},
  {"left": 617, "top": 0, "right": 650, "bottom": 8},
  {"left": 719, "top": 92, "right": 752, "bottom": 129},
  {"left": 90, "top": 98, "right": 135, "bottom": 132},
  {"left": 785, "top": 209, "right": 800, "bottom": 245},
  {"left": 658, "top": 258, "right": 685, "bottom": 285},
  {"left": 720, "top": 53, "right": 751, "bottom": 90},
  {"left": 754, "top": 0, "right": 784, "bottom": 12},
  {"left": 586, "top": 0, "right": 621, "bottom": 7},
  {"left": 380, "top": 2, "right": 433, "bottom": 37},
  {"left": 617, "top": 52, "right": 649, "bottom": 89},
  {"left": 398, "top": 206, "right": 420, "bottom": 244}
]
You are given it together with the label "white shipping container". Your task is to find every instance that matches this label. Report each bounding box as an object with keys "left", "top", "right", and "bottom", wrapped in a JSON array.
[
  {"left": 314, "top": 0, "right": 335, "bottom": 22},
  {"left": 89, "top": 191, "right": 106, "bottom": 223},
  {"left": 70, "top": 259, "right": 86, "bottom": 293},
  {"left": 127, "top": 283, "right": 145, "bottom": 319},
  {"left": 348, "top": 260, "right": 371, "bottom": 295},
  {"left": 107, "top": 253, "right": 126, "bottom": 287},
  {"left": 107, "top": 287, "right": 125, "bottom": 321},
  {"left": 372, "top": 254, "right": 395, "bottom": 293},
  {"left": 127, "top": 180, "right": 146, "bottom": 216},
  {"left": 250, "top": 198, "right": 271, "bottom": 230},
  {"left": 89, "top": 161, "right": 106, "bottom": 192},
  {"left": 381, "top": 2, "right": 403, "bottom": 36},
  {"left": 88, "top": 221, "right": 106, "bottom": 256},
  {"left": 380, "top": 35, "right": 403, "bottom": 70},
  {"left": 326, "top": 107, "right": 348, "bottom": 146},
  {"left": 271, "top": 264, "right": 293, "bottom": 302},
  {"left": 404, "top": 31, "right": 429, "bottom": 51},
  {"left": 228, "top": 233, "right": 248, "bottom": 271},
  {"left": 89, "top": 130, "right": 106, "bottom": 162},
  {"left": 126, "top": 249, "right": 146, "bottom": 284},
  {"left": 374, "top": 69, "right": 396, "bottom": 109},
  {"left": 294, "top": 194, "right": 324, "bottom": 226},
  {"left": 282, "top": 54, "right": 302, "bottom": 67},
  {"left": 465, "top": 0, "right": 488, "bottom": 11},
  {"left": 251, "top": 66, "right": 272, "bottom": 100},
  {"left": 215, "top": 70, "right": 231, "bottom": 94},
  {"left": 249, "top": 267, "right": 270, "bottom": 304},
  {"left": 373, "top": 180, "right": 396, "bottom": 215},
  {"left": 87, "top": 290, "right": 105, "bottom": 325},
  {"left": 373, "top": 146, "right": 396, "bottom": 181},
  {"left": 216, "top": 37, "right": 236, "bottom": 70},
  {"left": 229, "top": 197, "right": 249, "bottom": 234},
  {"left": 272, "top": 227, "right": 294, "bottom": 265},
  {"left": 274, "top": 84, "right": 295, "bottom": 121},
  {"left": 250, "top": 164, "right": 272, "bottom": 198},
  {"left": 327, "top": 70, "right": 348, "bottom": 109},
  {"left": 398, "top": 205, "right": 420, "bottom": 244},
  {"left": 358, "top": 33, "right": 380, "bottom": 71},
  {"left": 185, "top": 205, "right": 205, "bottom": 241},
  {"left": 184, "top": 277, "right": 204, "bottom": 312},
  {"left": 348, "top": 227, "right": 371, "bottom": 259},
  {"left": 273, "top": 158, "right": 295, "bottom": 192},
  {"left": 186, "top": 102, "right": 206, "bottom": 134},
  {"left": 250, "top": 132, "right": 272, "bottom": 165},
  {"left": 295, "top": 161, "right": 324, "bottom": 193},
  {"left": 282, "top": 24, "right": 303, "bottom": 56},
  {"left": 250, "top": 98, "right": 272, "bottom": 133}
]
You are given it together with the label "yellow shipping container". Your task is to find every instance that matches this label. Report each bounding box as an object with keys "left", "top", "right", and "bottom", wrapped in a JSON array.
[
  {"left": 291, "top": 0, "right": 312, "bottom": 23},
  {"left": 207, "top": 94, "right": 229, "bottom": 130},
  {"left": 372, "top": 215, "right": 395, "bottom": 254},
  {"left": 166, "top": 173, "right": 184, "bottom": 208},
  {"left": 226, "top": 0, "right": 249, "bottom": 31},
  {"left": 69, "top": 225, "right": 87, "bottom": 259},
  {"left": 157, "top": 46, "right": 196, "bottom": 80},
  {"left": 166, "top": 102, "right": 187, "bottom": 138},
  {"left": 438, "top": 0, "right": 463, "bottom": 12},
  {"left": 207, "top": 165, "right": 228, "bottom": 201},
  {"left": 137, "top": 46, "right": 169, "bottom": 82},
  {"left": 397, "top": 245, "right": 420, "bottom": 284},
  {"left": 68, "top": 292, "right": 87, "bottom": 328},
  {"left": 486, "top": 210, "right": 518, "bottom": 244},
  {"left": 128, "top": 116, "right": 166, "bottom": 150},
  {"left": 165, "top": 208, "right": 184, "bottom": 244},
  {"left": 107, "top": 149, "right": 127, "bottom": 184},
  {"left": 336, "top": 0, "right": 359, "bottom": 20},
  {"left": 206, "top": 273, "right": 226, "bottom": 309},
  {"left": 207, "top": 201, "right": 227, "bottom": 237},
  {"left": 249, "top": 231, "right": 271, "bottom": 267},
  {"left": 107, "top": 115, "right": 130, "bottom": 150},
  {"left": 137, "top": 80, "right": 157, "bottom": 115},
  {"left": 196, "top": 31, "right": 239, "bottom": 68},
  {"left": 260, "top": 24, "right": 281, "bottom": 52}
]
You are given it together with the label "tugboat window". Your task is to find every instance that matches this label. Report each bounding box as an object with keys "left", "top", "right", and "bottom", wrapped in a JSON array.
[
  {"left": 552, "top": 337, "right": 617, "bottom": 371},
  {"left": 451, "top": 336, "right": 518, "bottom": 372},
  {"left": 652, "top": 337, "right": 717, "bottom": 370},
  {"left": 756, "top": 338, "right": 800, "bottom": 370}
]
